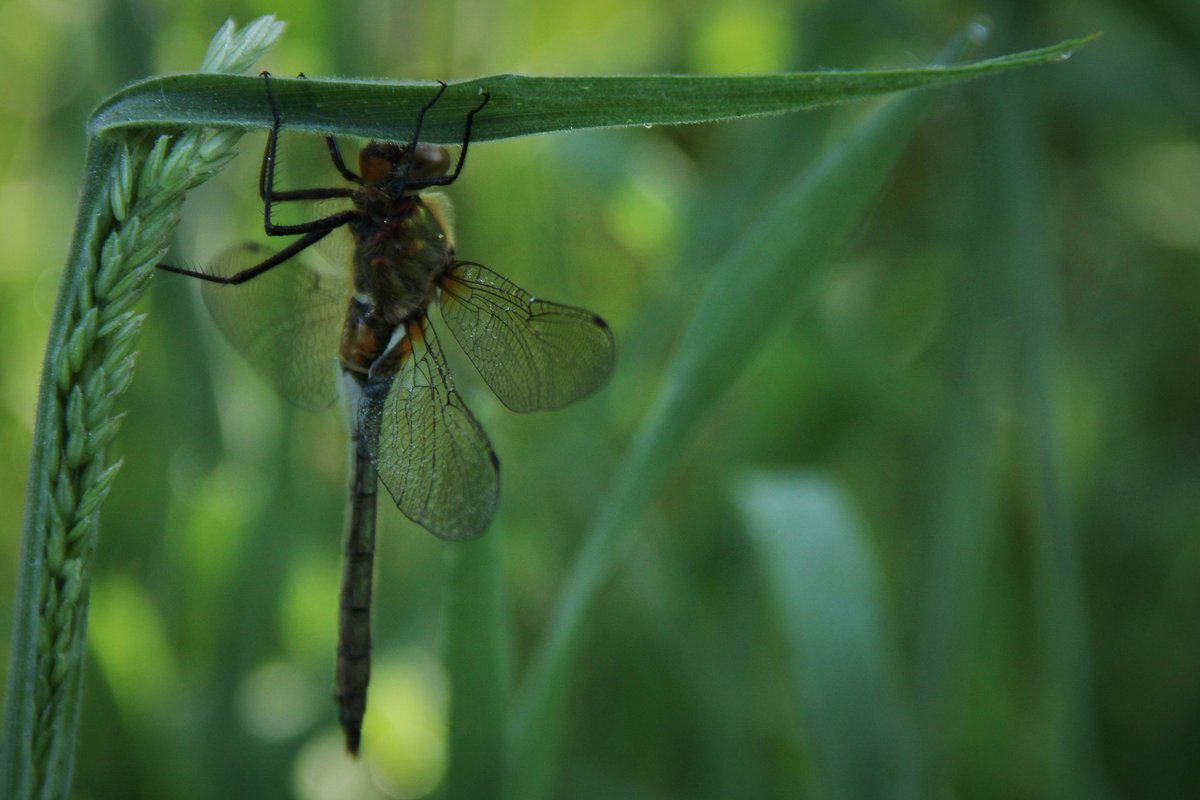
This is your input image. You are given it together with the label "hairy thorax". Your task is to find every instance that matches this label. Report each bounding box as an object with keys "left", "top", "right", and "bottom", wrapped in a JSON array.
[{"left": 340, "top": 191, "right": 456, "bottom": 374}]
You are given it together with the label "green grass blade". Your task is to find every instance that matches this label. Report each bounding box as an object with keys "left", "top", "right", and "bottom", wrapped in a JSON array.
[
  {"left": 442, "top": 532, "right": 512, "bottom": 796},
  {"left": 910, "top": 202, "right": 1005, "bottom": 782},
  {"left": 505, "top": 28, "right": 990, "bottom": 800},
  {"left": 987, "top": 76, "right": 1108, "bottom": 796},
  {"left": 0, "top": 136, "right": 120, "bottom": 800},
  {"left": 87, "top": 34, "right": 1098, "bottom": 144},
  {"left": 914, "top": 63, "right": 1107, "bottom": 797},
  {"left": 0, "top": 17, "right": 283, "bottom": 800},
  {"left": 738, "top": 473, "right": 920, "bottom": 799}
]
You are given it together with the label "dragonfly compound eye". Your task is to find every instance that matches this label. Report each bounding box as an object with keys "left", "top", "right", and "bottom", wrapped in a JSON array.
[
  {"left": 408, "top": 145, "right": 451, "bottom": 180},
  {"left": 358, "top": 141, "right": 404, "bottom": 185}
]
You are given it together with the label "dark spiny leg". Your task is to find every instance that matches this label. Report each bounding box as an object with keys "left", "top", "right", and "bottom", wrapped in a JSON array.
[
  {"left": 259, "top": 72, "right": 357, "bottom": 234},
  {"left": 157, "top": 221, "right": 353, "bottom": 284},
  {"left": 297, "top": 70, "right": 363, "bottom": 183},
  {"left": 397, "top": 81, "right": 449, "bottom": 190},
  {"left": 405, "top": 89, "right": 491, "bottom": 190},
  {"left": 444, "top": 90, "right": 491, "bottom": 183},
  {"left": 157, "top": 73, "right": 362, "bottom": 285},
  {"left": 325, "top": 135, "right": 361, "bottom": 183},
  {"left": 258, "top": 71, "right": 283, "bottom": 204}
]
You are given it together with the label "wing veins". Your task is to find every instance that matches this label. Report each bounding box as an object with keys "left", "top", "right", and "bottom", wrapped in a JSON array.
[
  {"left": 438, "top": 262, "right": 615, "bottom": 412},
  {"left": 360, "top": 318, "right": 498, "bottom": 540}
]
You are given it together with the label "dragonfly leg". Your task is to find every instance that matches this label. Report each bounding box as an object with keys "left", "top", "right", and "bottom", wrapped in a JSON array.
[
  {"left": 395, "top": 81, "right": 449, "bottom": 190},
  {"left": 258, "top": 72, "right": 357, "bottom": 235},
  {"left": 324, "top": 135, "right": 362, "bottom": 183},
  {"left": 157, "top": 222, "right": 349, "bottom": 284},
  {"left": 405, "top": 88, "right": 491, "bottom": 190}
]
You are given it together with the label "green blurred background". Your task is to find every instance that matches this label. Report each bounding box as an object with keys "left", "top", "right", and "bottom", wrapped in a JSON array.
[{"left": 1, "top": 1, "right": 1198, "bottom": 798}]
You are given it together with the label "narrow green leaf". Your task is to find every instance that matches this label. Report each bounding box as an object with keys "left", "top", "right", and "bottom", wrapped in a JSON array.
[
  {"left": 738, "top": 473, "right": 919, "bottom": 799},
  {"left": 984, "top": 72, "right": 1107, "bottom": 795},
  {"left": 908, "top": 22, "right": 1110, "bottom": 794},
  {"left": 88, "top": 34, "right": 1098, "bottom": 144}
]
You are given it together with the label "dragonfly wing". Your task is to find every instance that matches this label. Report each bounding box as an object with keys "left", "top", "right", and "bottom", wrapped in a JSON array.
[
  {"left": 358, "top": 318, "right": 499, "bottom": 540},
  {"left": 438, "top": 261, "right": 615, "bottom": 413},
  {"left": 200, "top": 243, "right": 347, "bottom": 411},
  {"left": 312, "top": 201, "right": 356, "bottom": 268}
]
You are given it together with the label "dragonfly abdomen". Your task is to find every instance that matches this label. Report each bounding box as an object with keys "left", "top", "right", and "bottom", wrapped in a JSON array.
[{"left": 335, "top": 404, "right": 380, "bottom": 757}]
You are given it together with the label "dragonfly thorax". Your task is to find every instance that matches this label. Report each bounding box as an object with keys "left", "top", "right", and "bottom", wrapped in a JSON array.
[{"left": 345, "top": 187, "right": 456, "bottom": 376}]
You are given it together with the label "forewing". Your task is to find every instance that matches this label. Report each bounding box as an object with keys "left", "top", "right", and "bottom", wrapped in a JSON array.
[
  {"left": 200, "top": 243, "right": 348, "bottom": 411},
  {"left": 358, "top": 318, "right": 499, "bottom": 540},
  {"left": 438, "top": 262, "right": 615, "bottom": 413}
]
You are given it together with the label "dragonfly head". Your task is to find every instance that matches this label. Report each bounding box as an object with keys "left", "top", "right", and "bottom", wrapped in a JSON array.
[{"left": 359, "top": 142, "right": 451, "bottom": 190}]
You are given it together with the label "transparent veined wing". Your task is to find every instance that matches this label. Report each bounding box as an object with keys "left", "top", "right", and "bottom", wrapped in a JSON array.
[
  {"left": 358, "top": 317, "right": 499, "bottom": 540},
  {"left": 312, "top": 200, "right": 357, "bottom": 269},
  {"left": 438, "top": 261, "right": 615, "bottom": 413},
  {"left": 199, "top": 242, "right": 348, "bottom": 411}
]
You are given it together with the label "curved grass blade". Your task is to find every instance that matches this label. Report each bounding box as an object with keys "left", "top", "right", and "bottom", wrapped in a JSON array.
[
  {"left": 738, "top": 473, "right": 920, "bottom": 799},
  {"left": 88, "top": 34, "right": 1099, "bottom": 145},
  {"left": 914, "top": 68, "right": 1108, "bottom": 795},
  {"left": 0, "top": 16, "right": 284, "bottom": 800}
]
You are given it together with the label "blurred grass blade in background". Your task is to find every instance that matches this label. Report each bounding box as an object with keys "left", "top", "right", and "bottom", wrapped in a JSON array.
[
  {"left": 442, "top": 533, "right": 512, "bottom": 797},
  {"left": 1000, "top": 81, "right": 1108, "bottom": 799},
  {"left": 915, "top": 59, "right": 1107, "bottom": 795},
  {"left": 505, "top": 24, "right": 1097, "bottom": 800},
  {"left": 739, "top": 472, "right": 919, "bottom": 799}
]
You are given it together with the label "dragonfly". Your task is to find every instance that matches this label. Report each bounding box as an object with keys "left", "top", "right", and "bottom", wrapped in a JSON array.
[{"left": 158, "top": 74, "right": 615, "bottom": 755}]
